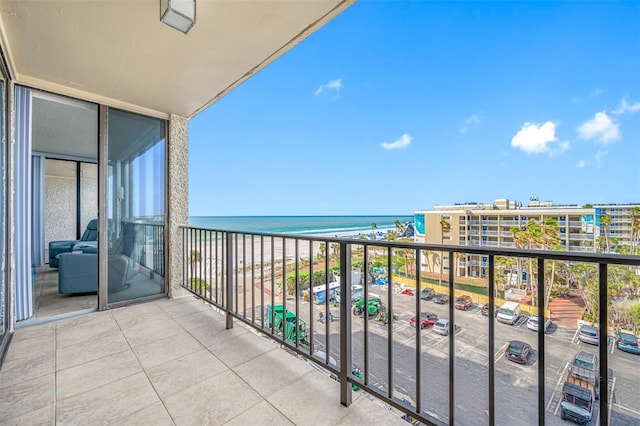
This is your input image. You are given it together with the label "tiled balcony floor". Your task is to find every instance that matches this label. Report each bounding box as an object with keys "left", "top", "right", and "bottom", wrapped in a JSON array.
[{"left": 1, "top": 296, "right": 406, "bottom": 425}]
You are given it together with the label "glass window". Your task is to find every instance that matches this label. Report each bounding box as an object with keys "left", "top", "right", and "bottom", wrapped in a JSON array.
[{"left": 107, "top": 108, "right": 165, "bottom": 304}]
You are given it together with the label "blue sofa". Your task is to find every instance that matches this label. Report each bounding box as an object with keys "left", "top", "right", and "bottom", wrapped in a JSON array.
[
  {"left": 58, "top": 252, "right": 133, "bottom": 294},
  {"left": 49, "top": 219, "right": 98, "bottom": 268}
]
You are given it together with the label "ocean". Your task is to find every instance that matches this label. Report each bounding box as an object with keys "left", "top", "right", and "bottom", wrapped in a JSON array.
[{"left": 188, "top": 215, "right": 413, "bottom": 237}]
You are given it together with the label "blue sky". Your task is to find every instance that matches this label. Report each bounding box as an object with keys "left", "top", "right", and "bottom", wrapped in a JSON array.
[{"left": 189, "top": 1, "right": 640, "bottom": 216}]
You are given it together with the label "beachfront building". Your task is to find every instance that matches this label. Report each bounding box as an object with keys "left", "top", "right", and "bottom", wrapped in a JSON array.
[{"left": 414, "top": 198, "right": 640, "bottom": 279}]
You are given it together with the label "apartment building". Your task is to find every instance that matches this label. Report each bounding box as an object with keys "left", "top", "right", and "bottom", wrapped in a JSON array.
[{"left": 414, "top": 198, "right": 640, "bottom": 279}]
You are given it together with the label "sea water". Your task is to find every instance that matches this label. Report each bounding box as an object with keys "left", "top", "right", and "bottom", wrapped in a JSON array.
[{"left": 188, "top": 215, "right": 413, "bottom": 237}]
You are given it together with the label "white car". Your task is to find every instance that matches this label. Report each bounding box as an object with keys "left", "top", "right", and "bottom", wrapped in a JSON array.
[
  {"left": 527, "top": 315, "right": 551, "bottom": 332},
  {"left": 433, "top": 319, "right": 450, "bottom": 336}
]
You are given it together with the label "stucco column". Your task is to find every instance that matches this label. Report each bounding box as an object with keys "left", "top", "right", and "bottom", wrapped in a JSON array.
[{"left": 167, "top": 114, "right": 189, "bottom": 299}]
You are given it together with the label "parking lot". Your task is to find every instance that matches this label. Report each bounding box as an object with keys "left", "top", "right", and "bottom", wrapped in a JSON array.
[{"left": 295, "top": 286, "right": 640, "bottom": 425}]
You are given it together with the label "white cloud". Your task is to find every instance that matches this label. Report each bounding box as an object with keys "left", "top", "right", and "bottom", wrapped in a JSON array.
[
  {"left": 459, "top": 114, "right": 481, "bottom": 134},
  {"left": 510, "top": 121, "right": 557, "bottom": 154},
  {"left": 381, "top": 134, "right": 412, "bottom": 150},
  {"left": 595, "top": 150, "right": 608, "bottom": 167},
  {"left": 576, "top": 111, "right": 619, "bottom": 144},
  {"left": 576, "top": 160, "right": 586, "bottom": 168},
  {"left": 612, "top": 97, "right": 640, "bottom": 115},
  {"left": 315, "top": 78, "right": 342, "bottom": 96}
]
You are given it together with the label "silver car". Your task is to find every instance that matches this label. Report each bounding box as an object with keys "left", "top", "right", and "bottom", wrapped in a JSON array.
[
  {"left": 433, "top": 319, "right": 450, "bottom": 336},
  {"left": 578, "top": 325, "right": 599, "bottom": 345},
  {"left": 527, "top": 315, "right": 551, "bottom": 332}
]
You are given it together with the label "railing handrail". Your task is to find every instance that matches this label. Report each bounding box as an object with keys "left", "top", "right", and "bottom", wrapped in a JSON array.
[{"left": 180, "top": 225, "right": 640, "bottom": 266}]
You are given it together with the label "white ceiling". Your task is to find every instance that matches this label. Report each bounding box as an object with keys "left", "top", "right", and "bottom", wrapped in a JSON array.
[{"left": 0, "top": 0, "right": 353, "bottom": 119}]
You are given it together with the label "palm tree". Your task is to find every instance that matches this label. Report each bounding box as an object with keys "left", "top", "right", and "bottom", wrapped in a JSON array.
[
  {"left": 317, "top": 242, "right": 326, "bottom": 263},
  {"left": 600, "top": 214, "right": 611, "bottom": 253},
  {"left": 421, "top": 250, "right": 433, "bottom": 273},
  {"left": 631, "top": 207, "right": 640, "bottom": 255},
  {"left": 523, "top": 219, "right": 543, "bottom": 306},
  {"left": 454, "top": 252, "right": 462, "bottom": 277},
  {"left": 189, "top": 249, "right": 201, "bottom": 275},
  {"left": 438, "top": 218, "right": 451, "bottom": 285},
  {"left": 541, "top": 218, "right": 563, "bottom": 308},
  {"left": 371, "top": 222, "right": 378, "bottom": 240},
  {"left": 509, "top": 225, "right": 526, "bottom": 289},
  {"left": 330, "top": 243, "right": 340, "bottom": 266}
]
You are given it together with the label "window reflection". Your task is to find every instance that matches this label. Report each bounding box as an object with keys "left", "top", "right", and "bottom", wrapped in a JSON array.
[{"left": 107, "top": 108, "right": 165, "bottom": 303}]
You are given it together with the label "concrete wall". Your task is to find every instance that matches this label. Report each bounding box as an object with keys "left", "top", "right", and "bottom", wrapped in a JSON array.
[{"left": 167, "top": 114, "right": 188, "bottom": 299}]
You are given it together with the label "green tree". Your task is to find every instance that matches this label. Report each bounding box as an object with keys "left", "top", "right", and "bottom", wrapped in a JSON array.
[
  {"left": 371, "top": 222, "right": 378, "bottom": 240},
  {"left": 631, "top": 207, "right": 640, "bottom": 255},
  {"left": 189, "top": 249, "right": 201, "bottom": 275},
  {"left": 330, "top": 243, "right": 340, "bottom": 265},
  {"left": 541, "top": 218, "right": 563, "bottom": 309},
  {"left": 510, "top": 225, "right": 527, "bottom": 288},
  {"left": 317, "top": 243, "right": 326, "bottom": 263},
  {"left": 599, "top": 214, "right": 611, "bottom": 253},
  {"left": 438, "top": 218, "right": 451, "bottom": 285}
]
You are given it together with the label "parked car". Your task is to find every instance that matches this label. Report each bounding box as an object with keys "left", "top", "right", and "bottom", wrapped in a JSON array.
[
  {"left": 561, "top": 381, "right": 594, "bottom": 424},
  {"left": 505, "top": 340, "right": 531, "bottom": 364},
  {"left": 481, "top": 303, "right": 490, "bottom": 316},
  {"left": 616, "top": 330, "right": 640, "bottom": 355},
  {"left": 496, "top": 301, "right": 521, "bottom": 325},
  {"left": 454, "top": 295, "right": 472, "bottom": 310},
  {"left": 410, "top": 312, "right": 438, "bottom": 329},
  {"left": 420, "top": 287, "right": 435, "bottom": 301},
  {"left": 526, "top": 315, "right": 552, "bottom": 332},
  {"left": 578, "top": 325, "right": 599, "bottom": 346},
  {"left": 433, "top": 319, "right": 450, "bottom": 336},
  {"left": 432, "top": 293, "right": 449, "bottom": 304}
]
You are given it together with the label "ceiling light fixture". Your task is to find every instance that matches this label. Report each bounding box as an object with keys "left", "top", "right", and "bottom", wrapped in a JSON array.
[{"left": 160, "top": 0, "right": 196, "bottom": 34}]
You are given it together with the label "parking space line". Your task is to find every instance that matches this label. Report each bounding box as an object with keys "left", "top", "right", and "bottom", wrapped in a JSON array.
[
  {"left": 612, "top": 401, "right": 640, "bottom": 416},
  {"left": 608, "top": 376, "right": 616, "bottom": 425},
  {"left": 486, "top": 341, "right": 509, "bottom": 366},
  {"left": 571, "top": 329, "right": 579, "bottom": 344},
  {"left": 551, "top": 362, "right": 572, "bottom": 416}
]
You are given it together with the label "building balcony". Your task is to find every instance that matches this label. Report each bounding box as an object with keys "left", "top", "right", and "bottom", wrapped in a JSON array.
[{"left": 481, "top": 231, "right": 499, "bottom": 236}]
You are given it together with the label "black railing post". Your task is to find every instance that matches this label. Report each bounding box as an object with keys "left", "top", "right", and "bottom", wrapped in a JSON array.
[
  {"left": 339, "top": 241, "right": 353, "bottom": 407},
  {"left": 488, "top": 254, "right": 495, "bottom": 426},
  {"left": 225, "top": 232, "right": 234, "bottom": 329},
  {"left": 537, "top": 258, "right": 545, "bottom": 426},
  {"left": 448, "top": 249, "right": 455, "bottom": 426},
  {"left": 598, "top": 263, "right": 608, "bottom": 426}
]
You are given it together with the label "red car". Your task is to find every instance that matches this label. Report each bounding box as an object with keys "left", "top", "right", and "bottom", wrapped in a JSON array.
[
  {"left": 410, "top": 312, "right": 438, "bottom": 329},
  {"left": 454, "top": 295, "right": 472, "bottom": 311}
]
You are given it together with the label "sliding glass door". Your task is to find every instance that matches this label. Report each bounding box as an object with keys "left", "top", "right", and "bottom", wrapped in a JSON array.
[
  {"left": 0, "top": 79, "right": 5, "bottom": 338},
  {"left": 107, "top": 108, "right": 166, "bottom": 304}
]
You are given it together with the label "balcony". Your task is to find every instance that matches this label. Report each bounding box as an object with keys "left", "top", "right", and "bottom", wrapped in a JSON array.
[
  {"left": 2, "top": 226, "right": 639, "bottom": 426},
  {"left": 177, "top": 227, "right": 640, "bottom": 426},
  {"left": 0, "top": 297, "right": 403, "bottom": 425}
]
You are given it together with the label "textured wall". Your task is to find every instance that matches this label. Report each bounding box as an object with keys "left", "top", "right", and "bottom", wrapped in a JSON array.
[
  {"left": 80, "top": 164, "right": 98, "bottom": 230},
  {"left": 45, "top": 176, "right": 77, "bottom": 245},
  {"left": 167, "top": 114, "right": 189, "bottom": 298}
]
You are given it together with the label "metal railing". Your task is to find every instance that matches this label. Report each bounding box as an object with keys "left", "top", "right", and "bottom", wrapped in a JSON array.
[
  {"left": 181, "top": 226, "right": 640, "bottom": 426},
  {"left": 129, "top": 221, "right": 165, "bottom": 277}
]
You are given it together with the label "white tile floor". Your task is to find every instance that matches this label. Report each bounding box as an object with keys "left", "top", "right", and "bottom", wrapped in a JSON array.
[{"left": 1, "top": 296, "right": 407, "bottom": 425}]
